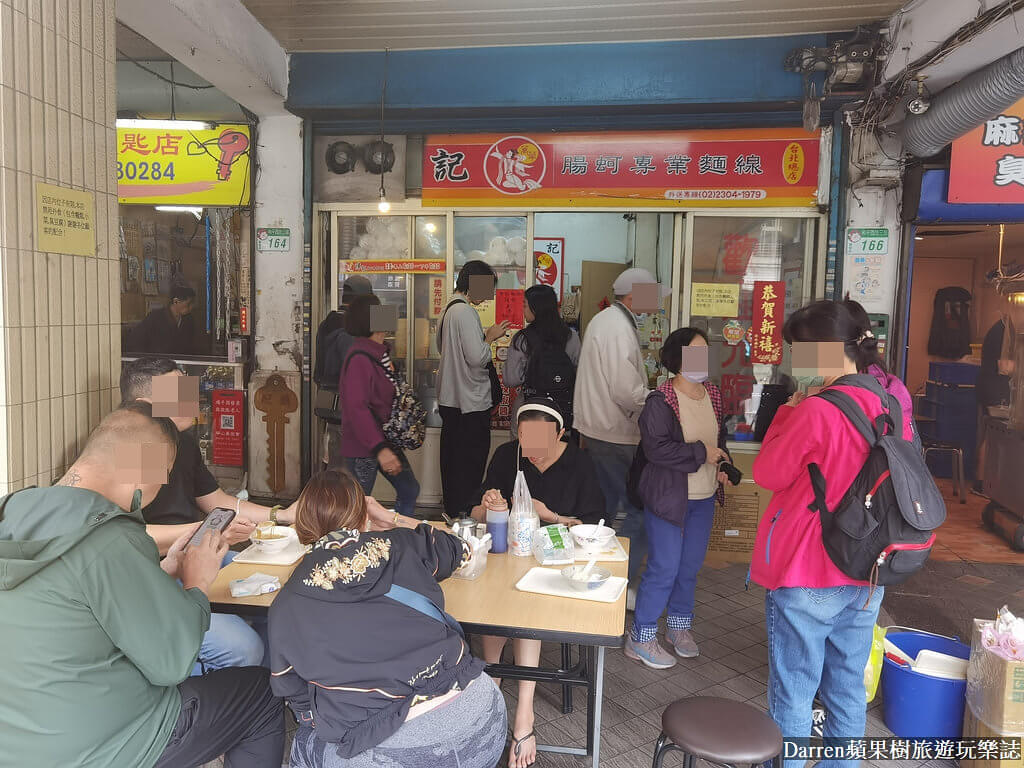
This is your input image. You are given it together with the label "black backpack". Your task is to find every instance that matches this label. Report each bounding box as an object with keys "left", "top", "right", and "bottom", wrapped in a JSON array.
[
  {"left": 522, "top": 334, "right": 576, "bottom": 422},
  {"left": 808, "top": 375, "right": 945, "bottom": 587}
]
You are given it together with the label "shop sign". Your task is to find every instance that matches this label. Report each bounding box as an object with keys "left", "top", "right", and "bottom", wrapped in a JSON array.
[
  {"left": 117, "top": 123, "right": 252, "bottom": 206},
  {"left": 429, "top": 276, "right": 446, "bottom": 318},
  {"left": 212, "top": 389, "right": 245, "bottom": 467},
  {"left": 691, "top": 282, "right": 740, "bottom": 318},
  {"left": 750, "top": 281, "right": 785, "bottom": 365},
  {"left": 722, "top": 234, "right": 760, "bottom": 275},
  {"left": 340, "top": 259, "right": 445, "bottom": 274},
  {"left": 35, "top": 182, "right": 95, "bottom": 256},
  {"left": 423, "top": 129, "right": 820, "bottom": 208},
  {"left": 950, "top": 99, "right": 1024, "bottom": 204},
  {"left": 534, "top": 237, "right": 565, "bottom": 298},
  {"left": 256, "top": 227, "right": 290, "bottom": 252},
  {"left": 723, "top": 319, "right": 746, "bottom": 346},
  {"left": 846, "top": 227, "right": 889, "bottom": 256}
]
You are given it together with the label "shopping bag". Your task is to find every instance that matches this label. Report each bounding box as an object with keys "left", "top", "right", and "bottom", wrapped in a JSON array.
[
  {"left": 509, "top": 470, "right": 540, "bottom": 557},
  {"left": 864, "top": 624, "right": 886, "bottom": 702}
]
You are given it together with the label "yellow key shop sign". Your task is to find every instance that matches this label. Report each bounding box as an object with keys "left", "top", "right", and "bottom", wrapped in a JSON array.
[{"left": 116, "top": 123, "right": 252, "bottom": 206}]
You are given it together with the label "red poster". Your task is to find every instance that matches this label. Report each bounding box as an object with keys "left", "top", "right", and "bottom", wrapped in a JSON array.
[
  {"left": 424, "top": 129, "right": 820, "bottom": 208},
  {"left": 212, "top": 389, "right": 245, "bottom": 467},
  {"left": 750, "top": 281, "right": 785, "bottom": 365},
  {"left": 429, "top": 276, "right": 445, "bottom": 318},
  {"left": 950, "top": 98, "right": 1024, "bottom": 204},
  {"left": 534, "top": 237, "right": 565, "bottom": 298},
  {"left": 495, "top": 289, "right": 525, "bottom": 329},
  {"left": 722, "top": 234, "right": 759, "bottom": 276}
]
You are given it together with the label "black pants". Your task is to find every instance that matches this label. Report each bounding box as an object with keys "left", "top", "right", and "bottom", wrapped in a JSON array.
[
  {"left": 154, "top": 666, "right": 285, "bottom": 768},
  {"left": 440, "top": 406, "right": 492, "bottom": 516}
]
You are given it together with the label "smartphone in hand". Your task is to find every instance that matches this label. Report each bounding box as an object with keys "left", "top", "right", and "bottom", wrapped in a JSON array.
[{"left": 186, "top": 507, "right": 236, "bottom": 549}]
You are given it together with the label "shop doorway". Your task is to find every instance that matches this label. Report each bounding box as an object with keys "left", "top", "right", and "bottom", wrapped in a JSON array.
[{"left": 902, "top": 223, "right": 1024, "bottom": 562}]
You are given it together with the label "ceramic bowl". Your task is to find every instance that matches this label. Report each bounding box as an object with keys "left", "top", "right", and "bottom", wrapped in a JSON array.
[
  {"left": 561, "top": 565, "right": 612, "bottom": 592},
  {"left": 570, "top": 524, "right": 616, "bottom": 555},
  {"left": 250, "top": 525, "right": 295, "bottom": 553}
]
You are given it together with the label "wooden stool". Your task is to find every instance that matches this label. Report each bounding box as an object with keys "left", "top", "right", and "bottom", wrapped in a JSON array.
[{"left": 653, "top": 697, "right": 783, "bottom": 768}]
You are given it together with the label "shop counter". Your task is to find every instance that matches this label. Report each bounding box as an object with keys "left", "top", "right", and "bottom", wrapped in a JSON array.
[{"left": 708, "top": 440, "right": 770, "bottom": 562}]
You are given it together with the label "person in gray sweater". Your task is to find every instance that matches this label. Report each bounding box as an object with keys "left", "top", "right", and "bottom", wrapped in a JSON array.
[{"left": 436, "top": 260, "right": 510, "bottom": 516}]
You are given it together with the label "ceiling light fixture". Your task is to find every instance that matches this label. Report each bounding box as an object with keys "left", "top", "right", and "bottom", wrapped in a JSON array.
[
  {"left": 377, "top": 189, "right": 391, "bottom": 213},
  {"left": 914, "top": 235, "right": 924, "bottom": 241},
  {"left": 117, "top": 118, "right": 212, "bottom": 130},
  {"left": 155, "top": 205, "right": 203, "bottom": 220},
  {"left": 375, "top": 47, "right": 391, "bottom": 216}
]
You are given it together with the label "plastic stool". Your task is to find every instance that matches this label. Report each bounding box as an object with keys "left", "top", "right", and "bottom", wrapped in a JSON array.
[
  {"left": 923, "top": 440, "right": 966, "bottom": 504},
  {"left": 653, "top": 697, "right": 783, "bottom": 768}
]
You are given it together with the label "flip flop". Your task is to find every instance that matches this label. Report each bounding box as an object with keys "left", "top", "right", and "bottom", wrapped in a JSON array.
[{"left": 511, "top": 730, "right": 537, "bottom": 767}]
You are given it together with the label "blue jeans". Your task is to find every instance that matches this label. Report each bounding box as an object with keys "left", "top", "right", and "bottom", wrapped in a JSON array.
[
  {"left": 191, "top": 551, "right": 265, "bottom": 676},
  {"left": 345, "top": 455, "right": 420, "bottom": 518},
  {"left": 766, "top": 585, "right": 883, "bottom": 768},
  {"left": 585, "top": 437, "right": 646, "bottom": 581},
  {"left": 631, "top": 497, "right": 715, "bottom": 641}
]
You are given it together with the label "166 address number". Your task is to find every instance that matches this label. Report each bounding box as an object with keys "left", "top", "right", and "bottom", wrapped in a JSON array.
[{"left": 116, "top": 161, "right": 176, "bottom": 181}]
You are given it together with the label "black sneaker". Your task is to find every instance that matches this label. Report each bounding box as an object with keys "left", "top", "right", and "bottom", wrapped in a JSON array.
[{"left": 970, "top": 483, "right": 989, "bottom": 499}]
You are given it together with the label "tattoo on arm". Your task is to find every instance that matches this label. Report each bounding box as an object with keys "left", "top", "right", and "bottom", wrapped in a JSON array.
[{"left": 58, "top": 470, "right": 82, "bottom": 487}]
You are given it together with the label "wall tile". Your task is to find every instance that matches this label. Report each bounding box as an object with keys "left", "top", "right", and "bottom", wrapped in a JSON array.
[
  {"left": 73, "top": 322, "right": 86, "bottom": 393},
  {"left": 48, "top": 319, "right": 61, "bottom": 397},
  {"left": 56, "top": 109, "right": 69, "bottom": 184},
  {"left": 41, "top": 24, "right": 55, "bottom": 105},
  {"left": 36, "top": 398, "right": 51, "bottom": 482},
  {"left": 28, "top": 18, "right": 42, "bottom": 101},
  {"left": 0, "top": 326, "right": 5, "bottom": 409},
  {"left": 16, "top": 170, "right": 31, "bottom": 251},
  {"left": 30, "top": 96, "right": 44, "bottom": 178},
  {"left": 33, "top": 251, "right": 47, "bottom": 320},
  {"left": 5, "top": 326, "right": 21, "bottom": 404},
  {"left": 46, "top": 251, "right": 60, "bottom": 324},
  {"left": 0, "top": 6, "right": 14, "bottom": 91},
  {"left": 97, "top": 318, "right": 110, "bottom": 390},
  {"left": 0, "top": 86, "right": 15, "bottom": 172},
  {"left": 87, "top": 388, "right": 99, "bottom": 433},
  {"left": 100, "top": 386, "right": 114, "bottom": 419},
  {"left": 61, "top": 392, "right": 75, "bottom": 467},
  {"left": 96, "top": 248, "right": 109, "bottom": 323},
  {"left": 20, "top": 326, "right": 36, "bottom": 402},
  {"left": 72, "top": 254, "right": 85, "bottom": 325},
  {"left": 40, "top": 0, "right": 54, "bottom": 30},
  {"left": 60, "top": 318, "right": 74, "bottom": 392},
  {"left": 70, "top": 113, "right": 82, "bottom": 187},
  {"left": 21, "top": 399, "right": 37, "bottom": 481},
  {"left": 0, "top": 406, "right": 8, "bottom": 485},
  {"left": 7, "top": 402, "right": 22, "bottom": 482},
  {"left": 15, "top": 90, "right": 30, "bottom": 174},
  {"left": 93, "top": 120, "right": 106, "bottom": 194},
  {"left": 27, "top": 0, "right": 41, "bottom": 24},
  {"left": 54, "top": 31, "right": 67, "bottom": 111},
  {"left": 66, "top": 0, "right": 79, "bottom": 47},
  {"left": 49, "top": 395, "right": 62, "bottom": 471},
  {"left": 60, "top": 251, "right": 73, "bottom": 324},
  {"left": 54, "top": 0, "right": 65, "bottom": 38},
  {"left": 35, "top": 325, "right": 49, "bottom": 400},
  {"left": 79, "top": 48, "right": 92, "bottom": 124},
  {"left": 108, "top": 321, "right": 119, "bottom": 388},
  {"left": 74, "top": 391, "right": 87, "bottom": 456},
  {"left": 2, "top": 246, "right": 20, "bottom": 327},
  {"left": 77, "top": 0, "right": 89, "bottom": 54},
  {"left": 85, "top": 322, "right": 97, "bottom": 390},
  {"left": 0, "top": 169, "right": 14, "bottom": 247},
  {"left": 107, "top": 261, "right": 120, "bottom": 325},
  {"left": 12, "top": 9, "right": 27, "bottom": 94},
  {"left": 84, "top": 256, "right": 97, "bottom": 324},
  {"left": 68, "top": 45, "right": 81, "bottom": 117},
  {"left": 17, "top": 247, "right": 32, "bottom": 327},
  {"left": 93, "top": 53, "right": 105, "bottom": 137}
]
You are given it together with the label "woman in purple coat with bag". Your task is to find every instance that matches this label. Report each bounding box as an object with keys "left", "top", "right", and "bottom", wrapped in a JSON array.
[
  {"left": 339, "top": 295, "right": 420, "bottom": 516},
  {"left": 625, "top": 328, "right": 731, "bottom": 670}
]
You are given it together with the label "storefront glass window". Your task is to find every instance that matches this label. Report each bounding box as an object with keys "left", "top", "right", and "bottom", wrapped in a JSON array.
[{"left": 685, "top": 216, "right": 811, "bottom": 423}]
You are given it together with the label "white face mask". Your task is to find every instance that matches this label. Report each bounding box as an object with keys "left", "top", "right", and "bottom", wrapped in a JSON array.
[{"left": 681, "top": 370, "right": 709, "bottom": 383}]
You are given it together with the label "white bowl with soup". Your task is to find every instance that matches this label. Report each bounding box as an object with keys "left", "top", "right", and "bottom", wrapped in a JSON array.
[{"left": 250, "top": 525, "right": 296, "bottom": 553}]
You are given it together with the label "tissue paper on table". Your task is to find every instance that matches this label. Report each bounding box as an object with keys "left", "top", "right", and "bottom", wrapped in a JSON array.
[
  {"left": 980, "top": 605, "right": 1024, "bottom": 661},
  {"left": 229, "top": 573, "right": 281, "bottom": 598}
]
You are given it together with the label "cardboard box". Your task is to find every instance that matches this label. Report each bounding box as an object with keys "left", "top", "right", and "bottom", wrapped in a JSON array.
[
  {"left": 969, "top": 620, "right": 1024, "bottom": 730},
  {"left": 706, "top": 451, "right": 770, "bottom": 562},
  {"left": 962, "top": 705, "right": 1024, "bottom": 768}
]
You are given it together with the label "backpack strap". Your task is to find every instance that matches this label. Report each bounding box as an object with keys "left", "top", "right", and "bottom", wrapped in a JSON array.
[
  {"left": 826, "top": 373, "right": 903, "bottom": 440},
  {"left": 806, "top": 388, "right": 878, "bottom": 518},
  {"left": 437, "top": 297, "right": 468, "bottom": 341},
  {"left": 384, "top": 583, "right": 465, "bottom": 639}
]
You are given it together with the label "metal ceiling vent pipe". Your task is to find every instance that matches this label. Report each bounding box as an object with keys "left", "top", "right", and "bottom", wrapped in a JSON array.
[{"left": 903, "top": 46, "right": 1024, "bottom": 158}]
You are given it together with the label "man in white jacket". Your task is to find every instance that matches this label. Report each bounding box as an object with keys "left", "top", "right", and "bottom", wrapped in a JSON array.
[{"left": 574, "top": 268, "right": 667, "bottom": 584}]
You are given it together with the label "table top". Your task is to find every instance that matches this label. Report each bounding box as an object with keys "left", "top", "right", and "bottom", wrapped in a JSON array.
[{"left": 208, "top": 527, "right": 628, "bottom": 646}]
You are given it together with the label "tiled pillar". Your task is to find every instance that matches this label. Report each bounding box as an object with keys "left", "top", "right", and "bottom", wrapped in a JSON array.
[{"left": 0, "top": 0, "right": 119, "bottom": 495}]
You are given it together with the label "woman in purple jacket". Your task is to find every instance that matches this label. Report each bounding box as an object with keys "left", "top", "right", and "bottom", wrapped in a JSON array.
[
  {"left": 339, "top": 295, "right": 420, "bottom": 517},
  {"left": 625, "top": 328, "right": 730, "bottom": 670}
]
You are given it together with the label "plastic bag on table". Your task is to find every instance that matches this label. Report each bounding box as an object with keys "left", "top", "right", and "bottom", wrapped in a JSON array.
[{"left": 508, "top": 469, "right": 540, "bottom": 557}]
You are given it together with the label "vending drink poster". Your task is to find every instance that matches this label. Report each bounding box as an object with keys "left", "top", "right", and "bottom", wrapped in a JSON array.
[{"left": 750, "top": 281, "right": 785, "bottom": 365}]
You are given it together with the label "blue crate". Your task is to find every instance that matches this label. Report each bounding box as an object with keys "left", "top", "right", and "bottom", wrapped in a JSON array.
[{"left": 929, "top": 361, "right": 980, "bottom": 385}]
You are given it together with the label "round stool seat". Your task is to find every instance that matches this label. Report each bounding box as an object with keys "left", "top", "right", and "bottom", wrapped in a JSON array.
[{"left": 662, "top": 697, "right": 782, "bottom": 765}]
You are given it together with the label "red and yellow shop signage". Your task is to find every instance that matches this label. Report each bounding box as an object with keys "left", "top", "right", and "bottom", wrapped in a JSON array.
[
  {"left": 117, "top": 123, "right": 252, "bottom": 206},
  {"left": 950, "top": 98, "right": 1024, "bottom": 204},
  {"left": 340, "top": 259, "right": 445, "bottom": 274},
  {"left": 423, "top": 129, "right": 820, "bottom": 208}
]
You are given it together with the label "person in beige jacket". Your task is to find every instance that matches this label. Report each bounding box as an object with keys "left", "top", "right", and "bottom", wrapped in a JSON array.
[{"left": 574, "top": 267, "right": 667, "bottom": 584}]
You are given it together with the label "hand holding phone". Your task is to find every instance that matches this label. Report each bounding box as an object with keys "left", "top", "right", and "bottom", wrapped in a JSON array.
[
  {"left": 717, "top": 459, "right": 743, "bottom": 486},
  {"left": 186, "top": 507, "right": 236, "bottom": 549}
]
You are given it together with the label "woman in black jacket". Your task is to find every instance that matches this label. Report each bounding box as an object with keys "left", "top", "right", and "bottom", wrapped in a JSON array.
[
  {"left": 625, "top": 328, "right": 729, "bottom": 671},
  {"left": 268, "top": 469, "right": 507, "bottom": 768}
]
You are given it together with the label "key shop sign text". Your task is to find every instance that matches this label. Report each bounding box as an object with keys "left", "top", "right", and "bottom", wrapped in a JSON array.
[
  {"left": 117, "top": 123, "right": 252, "bottom": 206},
  {"left": 423, "top": 129, "right": 820, "bottom": 208},
  {"left": 950, "top": 98, "right": 1024, "bottom": 204}
]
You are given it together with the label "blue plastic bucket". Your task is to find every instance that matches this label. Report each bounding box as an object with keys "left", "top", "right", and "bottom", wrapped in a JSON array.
[{"left": 880, "top": 631, "right": 970, "bottom": 739}]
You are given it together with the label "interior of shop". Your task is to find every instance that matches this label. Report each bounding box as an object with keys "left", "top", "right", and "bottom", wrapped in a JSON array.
[{"left": 906, "top": 223, "right": 1024, "bottom": 560}]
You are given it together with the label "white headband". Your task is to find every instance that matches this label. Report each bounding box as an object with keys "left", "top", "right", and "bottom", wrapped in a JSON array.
[{"left": 516, "top": 402, "right": 564, "bottom": 431}]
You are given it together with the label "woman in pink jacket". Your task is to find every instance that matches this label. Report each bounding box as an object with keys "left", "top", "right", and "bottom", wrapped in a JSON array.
[{"left": 751, "top": 301, "right": 914, "bottom": 768}]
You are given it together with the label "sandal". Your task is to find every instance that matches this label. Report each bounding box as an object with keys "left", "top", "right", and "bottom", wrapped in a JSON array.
[{"left": 510, "top": 730, "right": 537, "bottom": 767}]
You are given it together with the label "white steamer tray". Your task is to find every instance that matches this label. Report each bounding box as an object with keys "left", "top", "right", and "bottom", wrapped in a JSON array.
[
  {"left": 515, "top": 567, "right": 628, "bottom": 603},
  {"left": 232, "top": 540, "right": 307, "bottom": 566}
]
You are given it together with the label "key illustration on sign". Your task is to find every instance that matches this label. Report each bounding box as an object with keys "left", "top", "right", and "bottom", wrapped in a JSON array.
[
  {"left": 187, "top": 129, "right": 250, "bottom": 181},
  {"left": 254, "top": 374, "right": 298, "bottom": 493}
]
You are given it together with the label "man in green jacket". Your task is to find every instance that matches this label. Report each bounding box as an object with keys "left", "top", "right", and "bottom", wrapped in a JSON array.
[{"left": 0, "top": 405, "right": 284, "bottom": 767}]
